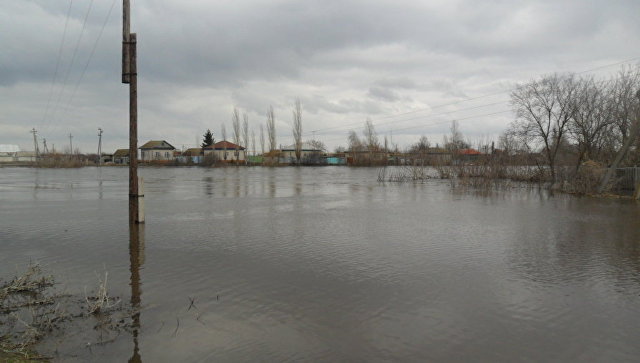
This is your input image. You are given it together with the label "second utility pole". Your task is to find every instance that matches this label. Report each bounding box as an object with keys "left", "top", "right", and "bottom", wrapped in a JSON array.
[
  {"left": 123, "top": 0, "right": 144, "bottom": 223},
  {"left": 98, "top": 128, "right": 103, "bottom": 166}
]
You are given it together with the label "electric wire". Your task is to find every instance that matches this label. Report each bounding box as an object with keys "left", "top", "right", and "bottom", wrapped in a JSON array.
[
  {"left": 45, "top": 0, "right": 95, "bottom": 132},
  {"left": 41, "top": 0, "right": 73, "bottom": 126},
  {"left": 54, "top": 0, "right": 118, "bottom": 135},
  {"left": 303, "top": 56, "right": 640, "bottom": 137}
]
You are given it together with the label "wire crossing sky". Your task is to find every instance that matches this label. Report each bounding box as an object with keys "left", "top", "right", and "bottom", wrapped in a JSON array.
[{"left": 1, "top": 0, "right": 640, "bottom": 152}]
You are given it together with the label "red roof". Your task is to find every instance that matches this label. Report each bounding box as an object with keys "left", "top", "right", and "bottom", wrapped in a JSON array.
[
  {"left": 204, "top": 140, "right": 245, "bottom": 150},
  {"left": 457, "top": 148, "right": 481, "bottom": 155}
]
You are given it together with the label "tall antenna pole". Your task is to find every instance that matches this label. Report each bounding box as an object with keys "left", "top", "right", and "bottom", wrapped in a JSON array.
[
  {"left": 123, "top": 0, "right": 143, "bottom": 223},
  {"left": 98, "top": 127, "right": 103, "bottom": 166},
  {"left": 31, "top": 128, "right": 39, "bottom": 161}
]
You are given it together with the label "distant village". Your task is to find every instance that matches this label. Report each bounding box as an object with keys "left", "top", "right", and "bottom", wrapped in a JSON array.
[{"left": 0, "top": 138, "right": 494, "bottom": 167}]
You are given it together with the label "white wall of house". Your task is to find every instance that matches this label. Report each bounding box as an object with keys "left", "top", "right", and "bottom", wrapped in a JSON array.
[
  {"left": 204, "top": 149, "right": 246, "bottom": 161},
  {"left": 0, "top": 153, "right": 15, "bottom": 163},
  {"left": 281, "top": 150, "right": 322, "bottom": 160},
  {"left": 141, "top": 149, "right": 174, "bottom": 161}
]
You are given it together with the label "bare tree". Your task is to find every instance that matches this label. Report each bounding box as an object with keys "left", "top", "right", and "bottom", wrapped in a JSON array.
[
  {"left": 232, "top": 108, "right": 241, "bottom": 162},
  {"left": 251, "top": 129, "right": 256, "bottom": 157},
  {"left": 410, "top": 136, "right": 430, "bottom": 152},
  {"left": 348, "top": 130, "right": 363, "bottom": 164},
  {"left": 260, "top": 124, "right": 265, "bottom": 155},
  {"left": 221, "top": 123, "right": 228, "bottom": 160},
  {"left": 611, "top": 66, "right": 640, "bottom": 147},
  {"left": 267, "top": 106, "right": 276, "bottom": 152},
  {"left": 443, "top": 120, "right": 467, "bottom": 151},
  {"left": 510, "top": 74, "right": 578, "bottom": 182},
  {"left": 568, "top": 76, "right": 615, "bottom": 171},
  {"left": 292, "top": 99, "right": 303, "bottom": 164},
  {"left": 348, "top": 130, "right": 363, "bottom": 151},
  {"left": 498, "top": 129, "right": 529, "bottom": 156},
  {"left": 363, "top": 118, "right": 379, "bottom": 152},
  {"left": 308, "top": 139, "right": 326, "bottom": 151},
  {"left": 242, "top": 113, "right": 249, "bottom": 151}
]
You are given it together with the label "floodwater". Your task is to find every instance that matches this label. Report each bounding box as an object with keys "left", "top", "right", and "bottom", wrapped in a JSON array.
[{"left": 1, "top": 166, "right": 640, "bottom": 362}]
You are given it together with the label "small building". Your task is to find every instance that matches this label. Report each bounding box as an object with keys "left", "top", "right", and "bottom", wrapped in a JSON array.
[
  {"left": 326, "top": 156, "right": 346, "bottom": 165},
  {"left": 113, "top": 149, "right": 130, "bottom": 164},
  {"left": 345, "top": 150, "right": 388, "bottom": 165},
  {"left": 100, "top": 153, "right": 114, "bottom": 164},
  {"left": 456, "top": 148, "right": 482, "bottom": 162},
  {"left": 203, "top": 141, "right": 246, "bottom": 162},
  {"left": 247, "top": 155, "right": 263, "bottom": 164},
  {"left": 280, "top": 142, "right": 324, "bottom": 164},
  {"left": 139, "top": 140, "right": 176, "bottom": 161},
  {"left": 177, "top": 148, "right": 203, "bottom": 164},
  {"left": 0, "top": 144, "right": 20, "bottom": 163},
  {"left": 15, "top": 151, "right": 37, "bottom": 162}
]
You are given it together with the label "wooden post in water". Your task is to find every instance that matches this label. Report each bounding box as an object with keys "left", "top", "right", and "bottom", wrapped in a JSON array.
[
  {"left": 123, "top": 1, "right": 143, "bottom": 223},
  {"left": 122, "top": 0, "right": 130, "bottom": 85}
]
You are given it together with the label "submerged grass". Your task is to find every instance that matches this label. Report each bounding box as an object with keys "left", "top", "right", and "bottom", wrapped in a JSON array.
[
  {"left": 378, "top": 162, "right": 634, "bottom": 198},
  {"left": 1, "top": 264, "right": 131, "bottom": 361}
]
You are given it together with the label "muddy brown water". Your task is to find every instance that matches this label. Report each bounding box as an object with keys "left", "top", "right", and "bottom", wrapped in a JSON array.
[{"left": 1, "top": 166, "right": 640, "bottom": 362}]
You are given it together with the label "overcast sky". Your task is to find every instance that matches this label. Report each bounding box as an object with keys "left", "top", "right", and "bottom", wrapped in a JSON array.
[{"left": 1, "top": 0, "right": 639, "bottom": 153}]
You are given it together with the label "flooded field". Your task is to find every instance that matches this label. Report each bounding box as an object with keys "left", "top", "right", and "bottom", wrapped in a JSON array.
[{"left": 2, "top": 166, "right": 640, "bottom": 362}]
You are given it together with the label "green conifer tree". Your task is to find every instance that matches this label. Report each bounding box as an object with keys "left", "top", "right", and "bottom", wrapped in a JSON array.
[{"left": 202, "top": 129, "right": 214, "bottom": 149}]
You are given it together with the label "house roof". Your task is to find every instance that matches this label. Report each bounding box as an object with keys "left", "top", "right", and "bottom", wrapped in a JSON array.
[
  {"left": 113, "top": 149, "right": 130, "bottom": 157},
  {"left": 183, "top": 148, "right": 203, "bottom": 156},
  {"left": 139, "top": 140, "right": 176, "bottom": 150},
  {"left": 204, "top": 140, "right": 245, "bottom": 150},
  {"left": 280, "top": 141, "right": 323, "bottom": 152},
  {"left": 16, "top": 151, "right": 36, "bottom": 157},
  {"left": 457, "top": 148, "right": 482, "bottom": 155}
]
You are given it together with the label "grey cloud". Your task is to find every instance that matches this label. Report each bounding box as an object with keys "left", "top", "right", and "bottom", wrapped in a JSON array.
[
  {"left": 367, "top": 87, "right": 400, "bottom": 102},
  {"left": 2, "top": 0, "right": 640, "bottom": 152}
]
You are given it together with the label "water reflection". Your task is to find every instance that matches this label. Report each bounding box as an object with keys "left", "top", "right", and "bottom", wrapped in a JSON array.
[
  {"left": 2, "top": 167, "right": 640, "bottom": 361},
  {"left": 268, "top": 168, "right": 276, "bottom": 198},
  {"left": 129, "top": 223, "right": 145, "bottom": 363},
  {"left": 203, "top": 176, "right": 213, "bottom": 197},
  {"left": 97, "top": 168, "right": 104, "bottom": 200}
]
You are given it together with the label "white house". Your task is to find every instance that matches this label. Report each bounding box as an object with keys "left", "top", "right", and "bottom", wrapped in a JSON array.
[
  {"left": 203, "top": 141, "right": 246, "bottom": 162},
  {"left": 139, "top": 140, "right": 176, "bottom": 161},
  {"left": 0, "top": 144, "right": 20, "bottom": 163},
  {"left": 280, "top": 142, "right": 324, "bottom": 163}
]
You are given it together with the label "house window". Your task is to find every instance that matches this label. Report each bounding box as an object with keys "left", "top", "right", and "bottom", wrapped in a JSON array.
[
  {"left": 155, "top": 152, "right": 160, "bottom": 159},
  {"left": 165, "top": 152, "right": 169, "bottom": 158}
]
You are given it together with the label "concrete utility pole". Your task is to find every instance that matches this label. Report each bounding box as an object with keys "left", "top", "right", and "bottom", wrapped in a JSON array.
[
  {"left": 42, "top": 138, "right": 49, "bottom": 155},
  {"left": 123, "top": 0, "right": 144, "bottom": 223},
  {"left": 98, "top": 128, "right": 103, "bottom": 166},
  {"left": 598, "top": 90, "right": 640, "bottom": 193},
  {"left": 31, "top": 128, "right": 39, "bottom": 160}
]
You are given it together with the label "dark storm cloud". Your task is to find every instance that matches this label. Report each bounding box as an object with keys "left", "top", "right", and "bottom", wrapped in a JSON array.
[{"left": 1, "top": 0, "right": 640, "bottom": 151}]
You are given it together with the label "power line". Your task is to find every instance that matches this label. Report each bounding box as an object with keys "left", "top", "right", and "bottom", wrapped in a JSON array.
[
  {"left": 319, "top": 110, "right": 513, "bottom": 145},
  {"left": 41, "top": 0, "right": 73, "bottom": 126},
  {"left": 46, "top": 0, "right": 95, "bottom": 131},
  {"left": 312, "top": 101, "right": 506, "bottom": 136},
  {"left": 305, "top": 55, "right": 640, "bottom": 137},
  {"left": 58, "top": 0, "right": 117, "bottom": 127},
  {"left": 316, "top": 63, "right": 640, "bottom": 147}
]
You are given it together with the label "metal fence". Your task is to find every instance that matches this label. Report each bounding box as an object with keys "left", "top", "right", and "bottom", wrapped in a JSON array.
[{"left": 616, "top": 167, "right": 640, "bottom": 190}]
